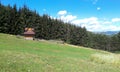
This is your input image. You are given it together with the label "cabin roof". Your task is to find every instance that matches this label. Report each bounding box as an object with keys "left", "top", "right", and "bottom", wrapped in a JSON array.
[
  {"left": 23, "top": 28, "right": 35, "bottom": 35},
  {"left": 24, "top": 31, "right": 35, "bottom": 34}
]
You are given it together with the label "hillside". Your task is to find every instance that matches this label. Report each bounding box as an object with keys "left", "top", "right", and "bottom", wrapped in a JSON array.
[
  {"left": 0, "top": 33, "right": 120, "bottom": 72},
  {"left": 1, "top": 3, "right": 120, "bottom": 51}
]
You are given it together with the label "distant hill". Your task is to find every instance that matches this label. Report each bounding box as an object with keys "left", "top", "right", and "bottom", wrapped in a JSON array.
[{"left": 98, "top": 31, "right": 119, "bottom": 35}]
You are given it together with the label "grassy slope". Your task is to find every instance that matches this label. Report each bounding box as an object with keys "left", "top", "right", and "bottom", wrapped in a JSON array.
[{"left": 0, "top": 33, "right": 120, "bottom": 72}]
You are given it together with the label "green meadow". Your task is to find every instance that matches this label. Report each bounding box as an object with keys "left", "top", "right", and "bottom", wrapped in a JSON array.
[{"left": 0, "top": 33, "right": 120, "bottom": 72}]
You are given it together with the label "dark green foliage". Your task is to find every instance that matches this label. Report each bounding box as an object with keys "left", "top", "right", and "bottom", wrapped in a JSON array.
[
  {"left": 0, "top": 3, "right": 120, "bottom": 51},
  {"left": 110, "top": 32, "right": 120, "bottom": 51}
]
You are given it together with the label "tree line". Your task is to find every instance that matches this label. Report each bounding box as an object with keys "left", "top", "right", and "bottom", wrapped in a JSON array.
[{"left": 0, "top": 3, "right": 120, "bottom": 51}]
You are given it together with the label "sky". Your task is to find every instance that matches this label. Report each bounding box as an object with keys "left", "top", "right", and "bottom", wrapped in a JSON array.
[{"left": 1, "top": 0, "right": 120, "bottom": 32}]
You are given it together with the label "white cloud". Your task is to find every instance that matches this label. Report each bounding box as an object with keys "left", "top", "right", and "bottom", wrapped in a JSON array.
[
  {"left": 57, "top": 10, "right": 77, "bottom": 22},
  {"left": 112, "top": 18, "right": 120, "bottom": 22},
  {"left": 60, "top": 15, "right": 77, "bottom": 22},
  {"left": 56, "top": 10, "right": 120, "bottom": 32},
  {"left": 57, "top": 10, "right": 67, "bottom": 15},
  {"left": 71, "top": 17, "right": 104, "bottom": 31},
  {"left": 72, "top": 17, "right": 99, "bottom": 25},
  {"left": 92, "top": 0, "right": 98, "bottom": 4},
  {"left": 108, "top": 26, "right": 119, "bottom": 31},
  {"left": 72, "top": 17, "right": 120, "bottom": 32},
  {"left": 97, "top": 7, "right": 101, "bottom": 10},
  {"left": 102, "top": 21, "right": 111, "bottom": 24}
]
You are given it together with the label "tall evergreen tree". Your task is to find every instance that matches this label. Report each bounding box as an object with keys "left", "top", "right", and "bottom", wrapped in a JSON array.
[{"left": 1, "top": 3, "right": 120, "bottom": 52}]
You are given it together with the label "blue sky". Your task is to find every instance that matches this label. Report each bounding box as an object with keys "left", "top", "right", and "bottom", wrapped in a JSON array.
[{"left": 1, "top": 0, "right": 120, "bottom": 32}]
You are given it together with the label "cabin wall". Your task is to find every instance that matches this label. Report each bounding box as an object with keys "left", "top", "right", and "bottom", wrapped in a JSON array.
[
  {"left": 24, "top": 35, "right": 34, "bottom": 40},
  {"left": 24, "top": 37, "right": 34, "bottom": 40}
]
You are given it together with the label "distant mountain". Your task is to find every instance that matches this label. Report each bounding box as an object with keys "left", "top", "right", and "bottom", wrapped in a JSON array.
[{"left": 100, "top": 31, "right": 119, "bottom": 35}]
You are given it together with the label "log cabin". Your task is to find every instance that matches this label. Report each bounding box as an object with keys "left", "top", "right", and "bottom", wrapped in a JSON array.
[{"left": 23, "top": 28, "right": 35, "bottom": 40}]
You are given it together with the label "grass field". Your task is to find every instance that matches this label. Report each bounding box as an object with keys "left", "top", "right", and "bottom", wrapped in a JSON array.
[{"left": 0, "top": 33, "right": 120, "bottom": 72}]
